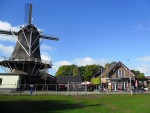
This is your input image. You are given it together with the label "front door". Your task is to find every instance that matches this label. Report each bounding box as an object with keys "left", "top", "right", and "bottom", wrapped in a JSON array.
[
  {"left": 112, "top": 82, "right": 118, "bottom": 91},
  {"left": 112, "top": 82, "right": 128, "bottom": 91}
]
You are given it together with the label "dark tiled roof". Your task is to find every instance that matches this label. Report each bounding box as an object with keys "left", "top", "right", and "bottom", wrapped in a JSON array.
[
  {"left": 101, "top": 62, "right": 118, "bottom": 77},
  {"left": 57, "top": 75, "right": 83, "bottom": 84},
  {"left": 38, "top": 74, "right": 57, "bottom": 84},
  {"left": 91, "top": 69, "right": 104, "bottom": 78}
]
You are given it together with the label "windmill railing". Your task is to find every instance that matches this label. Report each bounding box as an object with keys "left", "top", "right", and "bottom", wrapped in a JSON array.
[{"left": 0, "top": 56, "right": 52, "bottom": 65}]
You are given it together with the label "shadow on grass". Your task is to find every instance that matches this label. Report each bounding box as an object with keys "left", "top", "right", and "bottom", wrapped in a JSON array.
[{"left": 0, "top": 99, "right": 101, "bottom": 113}]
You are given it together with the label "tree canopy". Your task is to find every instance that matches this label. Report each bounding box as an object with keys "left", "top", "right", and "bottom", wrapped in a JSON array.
[
  {"left": 131, "top": 70, "right": 145, "bottom": 78},
  {"left": 91, "top": 77, "right": 100, "bottom": 85},
  {"left": 55, "top": 64, "right": 103, "bottom": 81},
  {"left": 55, "top": 62, "right": 145, "bottom": 83},
  {"left": 83, "top": 64, "right": 103, "bottom": 81},
  {"left": 55, "top": 65, "right": 78, "bottom": 77}
]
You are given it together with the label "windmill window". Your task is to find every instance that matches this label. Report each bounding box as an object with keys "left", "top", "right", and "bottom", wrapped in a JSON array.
[{"left": 0, "top": 78, "right": 2, "bottom": 85}]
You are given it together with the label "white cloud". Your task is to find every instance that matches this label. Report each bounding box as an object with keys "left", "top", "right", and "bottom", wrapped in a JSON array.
[
  {"left": 0, "top": 21, "right": 20, "bottom": 31},
  {"left": 0, "top": 35, "right": 17, "bottom": 42},
  {"left": 73, "top": 57, "right": 110, "bottom": 66},
  {"left": 137, "top": 56, "right": 150, "bottom": 62},
  {"left": 0, "top": 21, "right": 20, "bottom": 42},
  {"left": 135, "top": 55, "right": 150, "bottom": 76},
  {"left": 41, "top": 52, "right": 51, "bottom": 61},
  {"left": 0, "top": 44, "right": 14, "bottom": 56},
  {"left": 54, "top": 60, "right": 72, "bottom": 66},
  {"left": 41, "top": 44, "right": 56, "bottom": 51},
  {"left": 135, "top": 64, "right": 150, "bottom": 76},
  {"left": 73, "top": 57, "right": 95, "bottom": 66},
  {"left": 52, "top": 60, "right": 72, "bottom": 71}
]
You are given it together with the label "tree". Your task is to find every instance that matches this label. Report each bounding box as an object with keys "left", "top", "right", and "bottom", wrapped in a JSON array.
[
  {"left": 131, "top": 70, "right": 145, "bottom": 78},
  {"left": 83, "top": 64, "right": 103, "bottom": 81},
  {"left": 73, "top": 67, "right": 79, "bottom": 76},
  {"left": 78, "top": 66, "right": 86, "bottom": 76},
  {"left": 55, "top": 65, "right": 78, "bottom": 77},
  {"left": 91, "top": 77, "right": 100, "bottom": 85},
  {"left": 55, "top": 64, "right": 104, "bottom": 81},
  {"left": 137, "top": 73, "right": 145, "bottom": 78}
]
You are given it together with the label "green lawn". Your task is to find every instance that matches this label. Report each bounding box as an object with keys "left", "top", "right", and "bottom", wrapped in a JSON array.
[{"left": 0, "top": 94, "right": 150, "bottom": 113}]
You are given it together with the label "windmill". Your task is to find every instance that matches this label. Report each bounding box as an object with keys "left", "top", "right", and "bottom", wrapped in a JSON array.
[{"left": 0, "top": 4, "right": 59, "bottom": 83}]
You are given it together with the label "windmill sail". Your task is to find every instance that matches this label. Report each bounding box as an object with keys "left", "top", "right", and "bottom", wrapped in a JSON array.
[{"left": 0, "top": 30, "right": 18, "bottom": 36}]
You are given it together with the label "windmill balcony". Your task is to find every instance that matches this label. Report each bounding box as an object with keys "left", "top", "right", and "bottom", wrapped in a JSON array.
[{"left": 0, "top": 56, "right": 52, "bottom": 67}]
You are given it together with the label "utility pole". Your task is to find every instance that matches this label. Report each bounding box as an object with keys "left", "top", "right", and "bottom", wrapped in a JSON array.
[
  {"left": 130, "top": 76, "right": 133, "bottom": 95},
  {"left": 127, "top": 59, "right": 132, "bottom": 95},
  {"left": 100, "top": 68, "right": 103, "bottom": 90}
]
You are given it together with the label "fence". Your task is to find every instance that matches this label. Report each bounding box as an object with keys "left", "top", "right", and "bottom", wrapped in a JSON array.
[
  {"left": 0, "top": 83, "right": 98, "bottom": 95},
  {"left": 1, "top": 83, "right": 148, "bottom": 95}
]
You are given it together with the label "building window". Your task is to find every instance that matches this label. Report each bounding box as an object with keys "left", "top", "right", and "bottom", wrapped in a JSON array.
[
  {"left": 116, "top": 70, "right": 125, "bottom": 78},
  {"left": 119, "top": 70, "right": 122, "bottom": 78},
  {"left": 116, "top": 71, "right": 118, "bottom": 78},
  {"left": 122, "top": 71, "right": 125, "bottom": 78},
  {"left": 0, "top": 78, "right": 2, "bottom": 85}
]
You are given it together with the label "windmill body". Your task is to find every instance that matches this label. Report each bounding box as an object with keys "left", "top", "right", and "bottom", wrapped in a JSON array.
[
  {"left": 12, "top": 24, "right": 41, "bottom": 59},
  {"left": 0, "top": 4, "right": 59, "bottom": 85}
]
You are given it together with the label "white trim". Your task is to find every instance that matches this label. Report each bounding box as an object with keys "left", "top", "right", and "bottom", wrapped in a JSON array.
[{"left": 29, "top": 31, "right": 32, "bottom": 56}]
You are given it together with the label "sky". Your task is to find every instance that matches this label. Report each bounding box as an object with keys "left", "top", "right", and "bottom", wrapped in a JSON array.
[{"left": 0, "top": 0, "right": 150, "bottom": 76}]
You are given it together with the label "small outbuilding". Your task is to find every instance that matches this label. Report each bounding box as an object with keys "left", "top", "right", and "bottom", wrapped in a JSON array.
[
  {"left": 0, "top": 73, "right": 21, "bottom": 89},
  {"left": 57, "top": 75, "right": 83, "bottom": 91}
]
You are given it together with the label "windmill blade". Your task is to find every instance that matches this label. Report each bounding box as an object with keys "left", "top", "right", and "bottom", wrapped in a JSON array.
[
  {"left": 40, "top": 35, "right": 59, "bottom": 41},
  {"left": 0, "top": 30, "right": 18, "bottom": 36}
]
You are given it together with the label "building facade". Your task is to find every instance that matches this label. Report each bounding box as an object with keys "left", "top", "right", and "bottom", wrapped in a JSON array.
[
  {"left": 92, "top": 61, "right": 135, "bottom": 91},
  {"left": 0, "top": 73, "right": 20, "bottom": 89}
]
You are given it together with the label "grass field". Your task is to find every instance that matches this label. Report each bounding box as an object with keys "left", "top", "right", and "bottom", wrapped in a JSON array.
[{"left": 0, "top": 94, "right": 150, "bottom": 113}]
